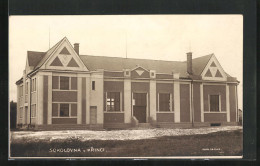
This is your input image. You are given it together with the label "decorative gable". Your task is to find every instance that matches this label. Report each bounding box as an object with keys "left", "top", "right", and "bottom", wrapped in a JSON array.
[
  {"left": 131, "top": 66, "right": 150, "bottom": 78},
  {"left": 201, "top": 54, "right": 227, "bottom": 81},
  {"left": 59, "top": 47, "right": 71, "bottom": 55},
  {"left": 42, "top": 38, "right": 88, "bottom": 71},
  {"left": 50, "top": 57, "right": 63, "bottom": 66},
  {"left": 67, "top": 58, "right": 79, "bottom": 67}
]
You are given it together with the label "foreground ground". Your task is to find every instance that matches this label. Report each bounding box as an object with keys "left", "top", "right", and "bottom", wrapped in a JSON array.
[{"left": 10, "top": 126, "right": 242, "bottom": 157}]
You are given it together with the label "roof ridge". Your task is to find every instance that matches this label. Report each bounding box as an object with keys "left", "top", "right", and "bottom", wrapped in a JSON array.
[
  {"left": 27, "top": 50, "right": 46, "bottom": 54},
  {"left": 79, "top": 54, "right": 185, "bottom": 63},
  {"left": 191, "top": 53, "right": 214, "bottom": 60}
]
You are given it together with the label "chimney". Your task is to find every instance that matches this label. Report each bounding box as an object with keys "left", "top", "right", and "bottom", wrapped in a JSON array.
[
  {"left": 187, "top": 52, "right": 192, "bottom": 74},
  {"left": 74, "top": 43, "right": 79, "bottom": 55}
]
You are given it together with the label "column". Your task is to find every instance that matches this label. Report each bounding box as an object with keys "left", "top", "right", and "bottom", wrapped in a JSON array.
[
  {"left": 226, "top": 84, "right": 230, "bottom": 122},
  {"left": 124, "top": 79, "right": 131, "bottom": 123},
  {"left": 173, "top": 73, "right": 180, "bottom": 123},
  {"left": 77, "top": 77, "right": 82, "bottom": 124},
  {"left": 37, "top": 75, "right": 44, "bottom": 125},
  {"left": 47, "top": 75, "right": 52, "bottom": 124},
  {"left": 200, "top": 83, "right": 204, "bottom": 122},
  {"left": 86, "top": 75, "right": 91, "bottom": 124},
  {"left": 149, "top": 80, "right": 156, "bottom": 120}
]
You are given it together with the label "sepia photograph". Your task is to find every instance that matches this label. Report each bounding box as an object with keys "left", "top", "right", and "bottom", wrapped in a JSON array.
[{"left": 9, "top": 15, "right": 243, "bottom": 159}]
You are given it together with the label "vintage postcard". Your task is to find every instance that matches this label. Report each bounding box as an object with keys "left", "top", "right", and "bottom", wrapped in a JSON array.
[{"left": 9, "top": 15, "right": 243, "bottom": 159}]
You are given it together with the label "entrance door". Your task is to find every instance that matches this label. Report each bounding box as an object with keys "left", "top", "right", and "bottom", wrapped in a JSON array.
[
  {"left": 133, "top": 93, "right": 147, "bottom": 123},
  {"left": 90, "top": 106, "right": 97, "bottom": 124}
]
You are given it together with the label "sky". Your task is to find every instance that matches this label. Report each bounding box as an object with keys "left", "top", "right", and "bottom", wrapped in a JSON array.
[{"left": 9, "top": 15, "right": 243, "bottom": 109}]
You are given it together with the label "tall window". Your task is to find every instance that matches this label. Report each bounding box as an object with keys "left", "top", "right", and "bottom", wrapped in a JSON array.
[
  {"left": 92, "top": 81, "right": 95, "bottom": 90},
  {"left": 159, "top": 93, "right": 171, "bottom": 112},
  {"left": 34, "top": 78, "right": 36, "bottom": 91},
  {"left": 20, "top": 85, "right": 23, "bottom": 96},
  {"left": 25, "top": 82, "right": 28, "bottom": 94},
  {"left": 106, "top": 92, "right": 120, "bottom": 112},
  {"left": 31, "top": 78, "right": 37, "bottom": 92},
  {"left": 31, "top": 104, "right": 36, "bottom": 117},
  {"left": 60, "top": 77, "right": 70, "bottom": 90},
  {"left": 210, "top": 95, "right": 220, "bottom": 112},
  {"left": 60, "top": 104, "right": 70, "bottom": 117}
]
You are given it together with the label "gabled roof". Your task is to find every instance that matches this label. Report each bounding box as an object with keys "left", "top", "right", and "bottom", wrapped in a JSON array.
[
  {"left": 34, "top": 37, "right": 65, "bottom": 69},
  {"left": 27, "top": 51, "right": 45, "bottom": 67},
  {"left": 188, "top": 54, "right": 214, "bottom": 75},
  {"left": 24, "top": 37, "right": 234, "bottom": 80}
]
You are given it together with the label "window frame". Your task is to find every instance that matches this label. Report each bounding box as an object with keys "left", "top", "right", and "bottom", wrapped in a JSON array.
[
  {"left": 105, "top": 92, "right": 122, "bottom": 112},
  {"left": 60, "top": 76, "right": 70, "bottom": 90},
  {"left": 25, "top": 82, "right": 28, "bottom": 94},
  {"left": 20, "top": 85, "right": 23, "bottom": 97},
  {"left": 208, "top": 94, "right": 221, "bottom": 112},
  {"left": 92, "top": 81, "right": 95, "bottom": 90},
  {"left": 52, "top": 76, "right": 78, "bottom": 91},
  {"left": 158, "top": 92, "right": 173, "bottom": 112},
  {"left": 52, "top": 103, "right": 77, "bottom": 118}
]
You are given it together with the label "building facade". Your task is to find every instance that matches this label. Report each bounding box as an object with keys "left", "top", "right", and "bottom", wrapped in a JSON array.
[{"left": 16, "top": 37, "right": 239, "bottom": 130}]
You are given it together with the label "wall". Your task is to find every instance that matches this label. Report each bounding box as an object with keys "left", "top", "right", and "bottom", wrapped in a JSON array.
[
  {"left": 104, "top": 113, "right": 124, "bottom": 123},
  {"left": 131, "top": 82, "right": 149, "bottom": 92},
  {"left": 193, "top": 82, "right": 201, "bottom": 122},
  {"left": 104, "top": 71, "right": 124, "bottom": 77},
  {"left": 204, "top": 113, "right": 227, "bottom": 122},
  {"left": 157, "top": 113, "right": 174, "bottom": 122},
  {"left": 43, "top": 75, "right": 48, "bottom": 124},
  {"left": 180, "top": 84, "right": 190, "bottom": 122}
]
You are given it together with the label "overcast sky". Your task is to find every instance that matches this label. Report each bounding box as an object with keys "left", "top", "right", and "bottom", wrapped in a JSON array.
[{"left": 9, "top": 15, "right": 243, "bottom": 109}]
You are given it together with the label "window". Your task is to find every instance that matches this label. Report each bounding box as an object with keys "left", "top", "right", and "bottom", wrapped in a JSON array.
[
  {"left": 32, "top": 79, "right": 35, "bottom": 92},
  {"left": 25, "top": 82, "right": 28, "bottom": 94},
  {"left": 52, "top": 103, "right": 77, "bottom": 117},
  {"left": 60, "top": 77, "right": 70, "bottom": 90},
  {"left": 92, "top": 81, "right": 95, "bottom": 90},
  {"left": 106, "top": 92, "right": 120, "bottom": 112},
  {"left": 159, "top": 93, "right": 171, "bottom": 112},
  {"left": 210, "top": 95, "right": 220, "bottom": 112},
  {"left": 20, "top": 85, "right": 23, "bottom": 96},
  {"left": 60, "top": 104, "right": 70, "bottom": 117},
  {"left": 31, "top": 104, "right": 36, "bottom": 117},
  {"left": 34, "top": 78, "right": 36, "bottom": 91},
  {"left": 31, "top": 78, "right": 37, "bottom": 92}
]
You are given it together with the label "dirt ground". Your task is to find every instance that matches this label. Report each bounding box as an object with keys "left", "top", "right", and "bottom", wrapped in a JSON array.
[{"left": 10, "top": 126, "right": 242, "bottom": 142}]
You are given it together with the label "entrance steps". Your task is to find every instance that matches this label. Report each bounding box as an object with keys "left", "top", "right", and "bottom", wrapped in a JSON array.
[{"left": 138, "top": 123, "right": 152, "bottom": 128}]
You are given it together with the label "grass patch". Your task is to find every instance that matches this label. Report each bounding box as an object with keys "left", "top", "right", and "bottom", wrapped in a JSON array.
[{"left": 10, "top": 129, "right": 242, "bottom": 157}]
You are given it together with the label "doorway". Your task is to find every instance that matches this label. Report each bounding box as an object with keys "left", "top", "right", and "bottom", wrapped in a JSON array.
[{"left": 133, "top": 93, "right": 147, "bottom": 123}]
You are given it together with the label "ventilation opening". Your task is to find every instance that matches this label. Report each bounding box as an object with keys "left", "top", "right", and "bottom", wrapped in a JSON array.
[{"left": 210, "top": 123, "right": 221, "bottom": 127}]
